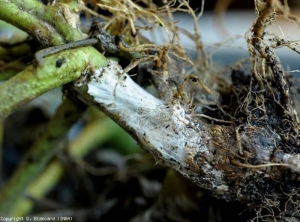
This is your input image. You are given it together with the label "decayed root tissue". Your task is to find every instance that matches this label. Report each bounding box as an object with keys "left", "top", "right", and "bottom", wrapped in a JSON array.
[{"left": 75, "top": 0, "right": 300, "bottom": 219}]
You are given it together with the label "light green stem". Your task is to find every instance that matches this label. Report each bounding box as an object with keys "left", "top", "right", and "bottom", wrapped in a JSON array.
[
  {"left": 0, "top": 98, "right": 83, "bottom": 215},
  {"left": 9, "top": 114, "right": 138, "bottom": 216},
  {"left": 0, "top": 0, "right": 109, "bottom": 216},
  {"left": 0, "top": 46, "right": 107, "bottom": 118},
  {"left": 0, "top": 0, "right": 84, "bottom": 45},
  {"left": 12, "top": 117, "right": 114, "bottom": 216}
]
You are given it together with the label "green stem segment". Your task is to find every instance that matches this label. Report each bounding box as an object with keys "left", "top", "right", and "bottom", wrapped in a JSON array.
[
  {"left": 0, "top": 98, "right": 84, "bottom": 216},
  {"left": 11, "top": 117, "right": 116, "bottom": 216},
  {"left": 0, "top": 0, "right": 109, "bottom": 217},
  {"left": 0, "top": 0, "right": 108, "bottom": 118},
  {"left": 0, "top": 46, "right": 107, "bottom": 118},
  {"left": 0, "top": 0, "right": 84, "bottom": 46}
]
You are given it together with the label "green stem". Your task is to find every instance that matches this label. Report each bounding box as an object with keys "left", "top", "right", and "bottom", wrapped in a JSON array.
[
  {"left": 11, "top": 116, "right": 114, "bottom": 216},
  {"left": 0, "top": 46, "right": 107, "bottom": 118},
  {"left": 0, "top": 0, "right": 84, "bottom": 46},
  {"left": 0, "top": 0, "right": 109, "bottom": 216},
  {"left": 10, "top": 110, "right": 138, "bottom": 216},
  {"left": 0, "top": 98, "right": 84, "bottom": 216}
]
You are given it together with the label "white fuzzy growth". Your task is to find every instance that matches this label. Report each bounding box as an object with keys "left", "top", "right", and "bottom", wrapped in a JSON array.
[
  {"left": 281, "top": 154, "right": 300, "bottom": 173},
  {"left": 87, "top": 60, "right": 205, "bottom": 174},
  {"left": 89, "top": 60, "right": 161, "bottom": 109}
]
